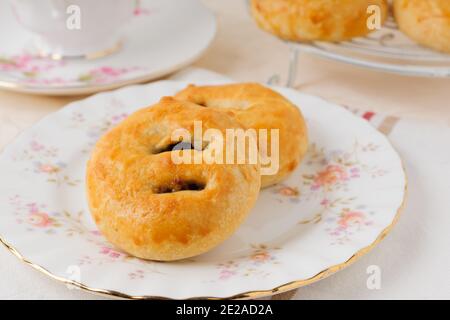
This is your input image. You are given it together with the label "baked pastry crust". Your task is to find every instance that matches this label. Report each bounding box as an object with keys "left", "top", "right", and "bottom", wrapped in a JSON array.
[
  {"left": 86, "top": 97, "right": 261, "bottom": 261},
  {"left": 394, "top": 0, "right": 450, "bottom": 53},
  {"left": 250, "top": 0, "right": 388, "bottom": 42},
  {"left": 175, "top": 83, "right": 308, "bottom": 188}
]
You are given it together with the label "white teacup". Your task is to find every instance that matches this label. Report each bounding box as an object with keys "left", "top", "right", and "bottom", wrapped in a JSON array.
[{"left": 8, "top": 0, "right": 135, "bottom": 59}]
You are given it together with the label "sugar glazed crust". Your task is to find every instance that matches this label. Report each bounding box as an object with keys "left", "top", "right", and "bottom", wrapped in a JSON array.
[
  {"left": 175, "top": 83, "right": 308, "bottom": 188},
  {"left": 394, "top": 0, "right": 450, "bottom": 53},
  {"left": 250, "top": 0, "right": 388, "bottom": 42},
  {"left": 86, "top": 98, "right": 261, "bottom": 261}
]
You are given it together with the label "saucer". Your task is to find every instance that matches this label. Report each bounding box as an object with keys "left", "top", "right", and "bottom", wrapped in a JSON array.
[
  {"left": 0, "top": 80, "right": 406, "bottom": 299},
  {"left": 0, "top": 0, "right": 216, "bottom": 95}
]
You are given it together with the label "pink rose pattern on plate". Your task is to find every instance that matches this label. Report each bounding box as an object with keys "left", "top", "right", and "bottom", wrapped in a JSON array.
[
  {"left": 273, "top": 142, "right": 385, "bottom": 245},
  {"left": 70, "top": 97, "right": 130, "bottom": 152},
  {"left": 0, "top": 54, "right": 143, "bottom": 86},
  {"left": 216, "top": 244, "right": 280, "bottom": 280},
  {"left": 12, "top": 139, "right": 80, "bottom": 186},
  {"left": 9, "top": 195, "right": 166, "bottom": 278},
  {"left": 77, "top": 66, "right": 141, "bottom": 85},
  {"left": 8, "top": 195, "right": 284, "bottom": 281},
  {"left": 9, "top": 195, "right": 83, "bottom": 235}
]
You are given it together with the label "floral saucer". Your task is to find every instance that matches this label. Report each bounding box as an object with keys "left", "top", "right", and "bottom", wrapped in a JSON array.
[
  {"left": 0, "top": 81, "right": 406, "bottom": 299},
  {"left": 0, "top": 0, "right": 216, "bottom": 95}
]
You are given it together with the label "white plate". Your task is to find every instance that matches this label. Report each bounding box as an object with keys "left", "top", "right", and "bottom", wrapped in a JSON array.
[
  {"left": 0, "top": 81, "right": 406, "bottom": 299},
  {"left": 293, "top": 17, "right": 450, "bottom": 78},
  {"left": 0, "top": 0, "right": 216, "bottom": 95}
]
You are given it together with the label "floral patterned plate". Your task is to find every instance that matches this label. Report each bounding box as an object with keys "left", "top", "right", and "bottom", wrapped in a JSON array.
[
  {"left": 0, "top": 81, "right": 406, "bottom": 299},
  {"left": 0, "top": 0, "right": 216, "bottom": 95}
]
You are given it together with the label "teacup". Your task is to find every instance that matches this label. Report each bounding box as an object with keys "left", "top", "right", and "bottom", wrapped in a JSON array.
[{"left": 8, "top": 0, "right": 135, "bottom": 59}]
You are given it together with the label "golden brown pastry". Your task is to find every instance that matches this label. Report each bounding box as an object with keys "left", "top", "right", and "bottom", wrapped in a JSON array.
[
  {"left": 250, "top": 0, "right": 388, "bottom": 42},
  {"left": 394, "top": 0, "right": 450, "bottom": 53},
  {"left": 86, "top": 97, "right": 261, "bottom": 261},
  {"left": 175, "top": 83, "right": 308, "bottom": 188}
]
